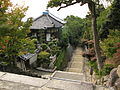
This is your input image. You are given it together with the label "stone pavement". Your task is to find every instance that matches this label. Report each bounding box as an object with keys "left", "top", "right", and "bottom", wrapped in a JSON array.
[
  {"left": 0, "top": 72, "right": 48, "bottom": 90},
  {"left": 0, "top": 71, "right": 112, "bottom": 90},
  {"left": 45, "top": 71, "right": 94, "bottom": 90},
  {"left": 51, "top": 71, "right": 85, "bottom": 81},
  {"left": 0, "top": 71, "right": 94, "bottom": 90}
]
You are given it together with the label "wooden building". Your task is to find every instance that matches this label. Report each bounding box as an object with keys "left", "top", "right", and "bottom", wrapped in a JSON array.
[{"left": 30, "top": 10, "right": 64, "bottom": 43}]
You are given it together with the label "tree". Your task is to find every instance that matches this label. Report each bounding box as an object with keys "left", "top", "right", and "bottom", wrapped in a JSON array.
[
  {"left": 97, "top": 6, "right": 110, "bottom": 39},
  {"left": 101, "top": 30, "right": 120, "bottom": 58},
  {"left": 63, "top": 15, "right": 84, "bottom": 47},
  {"left": 102, "top": 0, "right": 120, "bottom": 31},
  {"left": 47, "top": 0, "right": 103, "bottom": 70},
  {"left": 82, "top": 14, "right": 93, "bottom": 40},
  {"left": 0, "top": 1, "right": 35, "bottom": 66}
]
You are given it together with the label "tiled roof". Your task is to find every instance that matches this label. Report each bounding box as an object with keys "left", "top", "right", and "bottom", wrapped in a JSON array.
[
  {"left": 30, "top": 11, "right": 64, "bottom": 30},
  {"left": 19, "top": 53, "right": 36, "bottom": 61}
]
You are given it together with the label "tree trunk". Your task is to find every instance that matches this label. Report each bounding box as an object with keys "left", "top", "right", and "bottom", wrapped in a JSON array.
[{"left": 90, "top": 2, "right": 103, "bottom": 70}]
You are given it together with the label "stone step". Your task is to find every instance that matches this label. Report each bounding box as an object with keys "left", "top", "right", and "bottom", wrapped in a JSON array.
[
  {"left": 69, "top": 63, "right": 83, "bottom": 69},
  {"left": 73, "top": 55, "right": 82, "bottom": 57},
  {"left": 70, "top": 60, "right": 83, "bottom": 64},
  {"left": 74, "top": 50, "right": 82, "bottom": 52},
  {"left": 71, "top": 58, "right": 84, "bottom": 61},
  {"left": 72, "top": 57, "right": 83, "bottom": 59},
  {"left": 51, "top": 71, "right": 85, "bottom": 82},
  {"left": 95, "top": 85, "right": 112, "bottom": 90},
  {"left": 73, "top": 53, "right": 82, "bottom": 55},
  {"left": 72, "top": 56, "right": 84, "bottom": 58},
  {"left": 67, "top": 68, "right": 83, "bottom": 73}
]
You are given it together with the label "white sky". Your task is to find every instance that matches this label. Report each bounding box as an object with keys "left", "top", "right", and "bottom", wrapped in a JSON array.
[{"left": 11, "top": 0, "right": 89, "bottom": 20}]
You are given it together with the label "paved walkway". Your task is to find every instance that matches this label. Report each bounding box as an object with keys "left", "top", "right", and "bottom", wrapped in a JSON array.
[{"left": 66, "top": 47, "right": 84, "bottom": 73}]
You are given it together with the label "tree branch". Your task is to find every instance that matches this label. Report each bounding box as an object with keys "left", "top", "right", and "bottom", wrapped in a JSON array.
[{"left": 57, "top": 2, "right": 78, "bottom": 11}]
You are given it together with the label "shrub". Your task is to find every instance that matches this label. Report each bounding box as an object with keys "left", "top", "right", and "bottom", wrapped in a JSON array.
[
  {"left": 48, "top": 40, "right": 61, "bottom": 56},
  {"left": 58, "top": 31, "right": 69, "bottom": 48},
  {"left": 55, "top": 50, "right": 66, "bottom": 70},
  {"left": 104, "top": 43, "right": 120, "bottom": 67},
  {"left": 101, "top": 64, "right": 114, "bottom": 76},
  {"left": 40, "top": 44, "right": 48, "bottom": 51},
  {"left": 37, "top": 51, "right": 50, "bottom": 67},
  {"left": 38, "top": 51, "right": 50, "bottom": 59},
  {"left": 111, "top": 49, "right": 120, "bottom": 67},
  {"left": 101, "top": 30, "right": 120, "bottom": 58},
  {"left": 88, "top": 61, "right": 114, "bottom": 78}
]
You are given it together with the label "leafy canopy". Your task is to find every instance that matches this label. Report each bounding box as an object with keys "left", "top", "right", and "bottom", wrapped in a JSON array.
[
  {"left": 0, "top": 1, "right": 35, "bottom": 63},
  {"left": 61, "top": 15, "right": 84, "bottom": 46}
]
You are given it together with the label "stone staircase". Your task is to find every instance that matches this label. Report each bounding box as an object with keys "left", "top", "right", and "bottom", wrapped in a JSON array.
[
  {"left": 66, "top": 47, "right": 112, "bottom": 90},
  {"left": 66, "top": 48, "right": 84, "bottom": 73}
]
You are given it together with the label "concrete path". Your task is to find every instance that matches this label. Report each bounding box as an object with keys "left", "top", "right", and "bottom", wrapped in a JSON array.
[{"left": 66, "top": 47, "right": 84, "bottom": 73}]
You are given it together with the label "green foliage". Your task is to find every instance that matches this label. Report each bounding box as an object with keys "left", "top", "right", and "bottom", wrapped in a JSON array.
[
  {"left": 97, "top": 7, "right": 110, "bottom": 36},
  {"left": 62, "top": 15, "right": 84, "bottom": 47},
  {"left": 0, "top": 3, "right": 35, "bottom": 65},
  {"left": 50, "top": 46, "right": 60, "bottom": 56},
  {"left": 101, "top": 0, "right": 120, "bottom": 36},
  {"left": 47, "top": 0, "right": 74, "bottom": 8},
  {"left": 88, "top": 61, "right": 114, "bottom": 78},
  {"left": 107, "top": 0, "right": 120, "bottom": 30},
  {"left": 58, "top": 30, "right": 69, "bottom": 48},
  {"left": 37, "top": 51, "right": 50, "bottom": 68},
  {"left": 88, "top": 61, "right": 98, "bottom": 73},
  {"left": 38, "top": 51, "right": 50, "bottom": 60},
  {"left": 101, "top": 30, "right": 120, "bottom": 58},
  {"left": 18, "top": 38, "right": 36, "bottom": 55},
  {"left": 48, "top": 40, "right": 61, "bottom": 55},
  {"left": 55, "top": 50, "right": 66, "bottom": 70},
  {"left": 96, "top": 64, "right": 114, "bottom": 78},
  {"left": 40, "top": 43, "right": 48, "bottom": 51},
  {"left": 47, "top": 0, "right": 61, "bottom": 7},
  {"left": 0, "top": 0, "right": 12, "bottom": 13},
  {"left": 100, "top": 64, "right": 114, "bottom": 76},
  {"left": 37, "top": 40, "right": 61, "bottom": 68},
  {"left": 82, "top": 17, "right": 93, "bottom": 40}
]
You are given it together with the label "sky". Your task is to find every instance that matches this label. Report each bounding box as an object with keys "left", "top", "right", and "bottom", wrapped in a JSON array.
[{"left": 11, "top": 0, "right": 89, "bottom": 20}]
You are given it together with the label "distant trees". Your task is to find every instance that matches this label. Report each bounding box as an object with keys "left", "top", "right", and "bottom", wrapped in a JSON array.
[
  {"left": 60, "top": 15, "right": 84, "bottom": 47},
  {"left": 103, "top": 0, "right": 120, "bottom": 30}
]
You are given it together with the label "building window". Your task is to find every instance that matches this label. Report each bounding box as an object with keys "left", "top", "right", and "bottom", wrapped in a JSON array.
[
  {"left": 32, "top": 33, "right": 37, "bottom": 37},
  {"left": 46, "top": 33, "right": 51, "bottom": 41}
]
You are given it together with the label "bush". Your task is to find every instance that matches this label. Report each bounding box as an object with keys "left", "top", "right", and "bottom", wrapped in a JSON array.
[
  {"left": 104, "top": 42, "right": 120, "bottom": 67},
  {"left": 40, "top": 44, "right": 48, "bottom": 51},
  {"left": 101, "top": 30, "right": 120, "bottom": 58},
  {"left": 88, "top": 61, "right": 114, "bottom": 78},
  {"left": 110, "top": 49, "right": 120, "bottom": 67},
  {"left": 101, "top": 64, "right": 114, "bottom": 76},
  {"left": 58, "top": 30, "right": 69, "bottom": 48},
  {"left": 37, "top": 51, "right": 50, "bottom": 67},
  {"left": 38, "top": 51, "right": 50, "bottom": 59},
  {"left": 48, "top": 40, "right": 61, "bottom": 56},
  {"left": 55, "top": 50, "right": 67, "bottom": 70}
]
